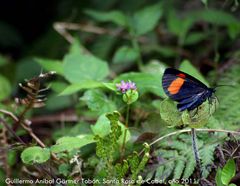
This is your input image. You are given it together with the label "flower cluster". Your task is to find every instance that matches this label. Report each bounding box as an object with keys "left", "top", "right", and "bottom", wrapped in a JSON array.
[
  {"left": 116, "top": 80, "right": 138, "bottom": 104},
  {"left": 116, "top": 80, "right": 137, "bottom": 94}
]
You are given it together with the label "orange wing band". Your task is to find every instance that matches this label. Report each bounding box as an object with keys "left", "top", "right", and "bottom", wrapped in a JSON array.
[{"left": 167, "top": 78, "right": 185, "bottom": 94}]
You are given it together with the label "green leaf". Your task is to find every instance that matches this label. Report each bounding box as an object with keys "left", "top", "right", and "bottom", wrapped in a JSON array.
[
  {"left": 142, "top": 45, "right": 178, "bottom": 57},
  {"left": 167, "top": 11, "right": 193, "bottom": 43},
  {"left": 0, "top": 169, "right": 6, "bottom": 186},
  {"left": 91, "top": 114, "right": 111, "bottom": 137},
  {"left": 59, "top": 82, "right": 116, "bottom": 97},
  {"left": 113, "top": 46, "right": 138, "bottom": 64},
  {"left": 59, "top": 80, "right": 104, "bottom": 96},
  {"left": 118, "top": 122, "right": 131, "bottom": 145},
  {"left": 195, "top": 9, "right": 239, "bottom": 26},
  {"left": 35, "top": 58, "right": 63, "bottom": 75},
  {"left": 115, "top": 160, "right": 129, "bottom": 179},
  {"left": 69, "top": 39, "right": 86, "bottom": 54},
  {"left": 0, "top": 55, "right": 8, "bottom": 67},
  {"left": 182, "top": 153, "right": 196, "bottom": 178},
  {"left": 80, "top": 89, "right": 116, "bottom": 115},
  {"left": 181, "top": 99, "right": 217, "bottom": 128},
  {"left": 15, "top": 58, "right": 41, "bottom": 82},
  {"left": 114, "top": 72, "right": 165, "bottom": 97},
  {"left": 63, "top": 43, "right": 109, "bottom": 84},
  {"left": 92, "top": 113, "right": 130, "bottom": 144},
  {"left": 95, "top": 111, "right": 122, "bottom": 160},
  {"left": 46, "top": 94, "right": 72, "bottom": 111},
  {"left": 180, "top": 60, "right": 209, "bottom": 86},
  {"left": 58, "top": 163, "right": 71, "bottom": 176},
  {"left": 221, "top": 159, "right": 236, "bottom": 185},
  {"left": 21, "top": 146, "right": 50, "bottom": 165},
  {"left": 90, "top": 35, "right": 117, "bottom": 59},
  {"left": 160, "top": 98, "right": 183, "bottom": 127},
  {"left": 0, "top": 75, "right": 11, "bottom": 101},
  {"left": 215, "top": 168, "right": 224, "bottom": 186},
  {"left": 214, "top": 64, "right": 240, "bottom": 127},
  {"left": 200, "top": 144, "right": 217, "bottom": 177},
  {"left": 85, "top": 10, "right": 127, "bottom": 26},
  {"left": 184, "top": 32, "right": 207, "bottom": 45},
  {"left": 102, "top": 82, "right": 117, "bottom": 92},
  {"left": 140, "top": 60, "right": 166, "bottom": 75},
  {"left": 173, "top": 159, "right": 185, "bottom": 179},
  {"left": 133, "top": 3, "right": 162, "bottom": 36},
  {"left": 50, "top": 81, "right": 68, "bottom": 93},
  {"left": 123, "top": 89, "right": 139, "bottom": 104},
  {"left": 51, "top": 135, "right": 95, "bottom": 153},
  {"left": 155, "top": 160, "right": 175, "bottom": 180},
  {"left": 7, "top": 150, "right": 17, "bottom": 166},
  {"left": 53, "top": 122, "right": 92, "bottom": 140},
  {"left": 228, "top": 23, "right": 240, "bottom": 39}
]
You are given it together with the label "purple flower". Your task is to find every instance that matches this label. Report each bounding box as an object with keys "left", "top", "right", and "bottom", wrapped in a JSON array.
[{"left": 116, "top": 80, "right": 137, "bottom": 93}]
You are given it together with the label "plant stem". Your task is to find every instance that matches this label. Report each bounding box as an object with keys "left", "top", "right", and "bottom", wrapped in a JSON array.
[
  {"left": 138, "top": 128, "right": 240, "bottom": 155},
  {"left": 0, "top": 109, "right": 60, "bottom": 161},
  {"left": 0, "top": 117, "right": 25, "bottom": 144},
  {"left": 191, "top": 128, "right": 202, "bottom": 179},
  {"left": 121, "top": 104, "right": 130, "bottom": 159}
]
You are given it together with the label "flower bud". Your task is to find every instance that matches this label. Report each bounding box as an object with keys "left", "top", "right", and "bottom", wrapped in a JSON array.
[
  {"left": 116, "top": 80, "right": 138, "bottom": 104},
  {"left": 123, "top": 89, "right": 139, "bottom": 104}
]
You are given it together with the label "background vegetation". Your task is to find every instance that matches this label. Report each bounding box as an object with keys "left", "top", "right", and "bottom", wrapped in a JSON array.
[{"left": 0, "top": 0, "right": 240, "bottom": 185}]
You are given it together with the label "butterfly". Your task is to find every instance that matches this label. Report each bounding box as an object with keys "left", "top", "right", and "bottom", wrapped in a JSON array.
[{"left": 162, "top": 68, "right": 216, "bottom": 112}]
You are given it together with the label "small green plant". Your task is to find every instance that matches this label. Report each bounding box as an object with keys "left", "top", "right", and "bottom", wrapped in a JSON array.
[
  {"left": 215, "top": 159, "right": 237, "bottom": 186},
  {"left": 1, "top": 1, "right": 240, "bottom": 185}
]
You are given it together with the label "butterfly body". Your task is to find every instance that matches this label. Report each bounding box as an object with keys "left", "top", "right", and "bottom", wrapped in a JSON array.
[{"left": 162, "top": 68, "right": 215, "bottom": 111}]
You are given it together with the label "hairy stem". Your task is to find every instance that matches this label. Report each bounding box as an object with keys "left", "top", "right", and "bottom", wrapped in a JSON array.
[
  {"left": 191, "top": 128, "right": 202, "bottom": 179},
  {"left": 121, "top": 104, "right": 130, "bottom": 159}
]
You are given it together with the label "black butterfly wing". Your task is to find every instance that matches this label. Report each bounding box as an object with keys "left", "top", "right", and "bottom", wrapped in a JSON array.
[{"left": 162, "top": 68, "right": 211, "bottom": 111}]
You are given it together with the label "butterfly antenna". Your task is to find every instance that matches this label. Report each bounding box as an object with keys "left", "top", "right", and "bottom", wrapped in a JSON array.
[{"left": 214, "top": 84, "right": 235, "bottom": 89}]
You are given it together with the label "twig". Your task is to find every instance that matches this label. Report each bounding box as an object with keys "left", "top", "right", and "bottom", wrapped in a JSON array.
[
  {"left": 0, "top": 109, "right": 46, "bottom": 148},
  {"left": 20, "top": 122, "right": 46, "bottom": 148},
  {"left": 216, "top": 145, "right": 226, "bottom": 165},
  {"left": 0, "top": 117, "right": 25, "bottom": 144},
  {"left": 30, "top": 109, "right": 79, "bottom": 124},
  {"left": 0, "top": 120, "right": 11, "bottom": 184},
  {"left": 0, "top": 109, "right": 19, "bottom": 122},
  {"left": 139, "top": 128, "right": 240, "bottom": 155},
  {"left": 0, "top": 110, "right": 60, "bottom": 161},
  {"left": 53, "top": 22, "right": 147, "bottom": 44},
  {"left": 54, "top": 22, "right": 123, "bottom": 44},
  {"left": 231, "top": 144, "right": 240, "bottom": 157}
]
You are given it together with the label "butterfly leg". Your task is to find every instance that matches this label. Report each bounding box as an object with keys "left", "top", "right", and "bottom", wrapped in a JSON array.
[
  {"left": 191, "top": 107, "right": 199, "bottom": 118},
  {"left": 207, "top": 97, "right": 211, "bottom": 114},
  {"left": 208, "top": 96, "right": 218, "bottom": 114}
]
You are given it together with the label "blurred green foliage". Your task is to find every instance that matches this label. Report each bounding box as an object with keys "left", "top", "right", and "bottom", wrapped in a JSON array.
[{"left": 0, "top": 0, "right": 240, "bottom": 185}]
